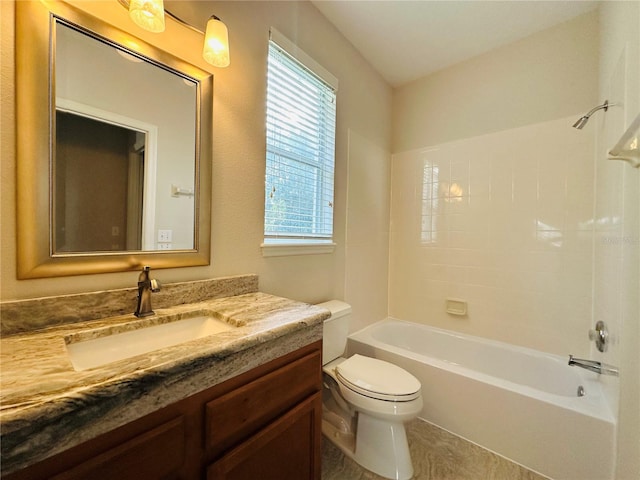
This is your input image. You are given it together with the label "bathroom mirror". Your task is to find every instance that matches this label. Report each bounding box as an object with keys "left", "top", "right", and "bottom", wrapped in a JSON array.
[{"left": 16, "top": 1, "right": 212, "bottom": 278}]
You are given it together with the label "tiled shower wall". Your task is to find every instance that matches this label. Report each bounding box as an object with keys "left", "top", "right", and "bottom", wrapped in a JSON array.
[{"left": 389, "top": 116, "right": 595, "bottom": 356}]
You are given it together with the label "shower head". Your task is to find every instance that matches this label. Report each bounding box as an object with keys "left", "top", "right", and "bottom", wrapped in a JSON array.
[
  {"left": 572, "top": 116, "right": 590, "bottom": 129},
  {"left": 573, "top": 100, "right": 609, "bottom": 129}
]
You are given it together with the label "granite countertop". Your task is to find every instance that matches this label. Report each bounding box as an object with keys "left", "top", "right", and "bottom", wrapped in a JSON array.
[{"left": 0, "top": 291, "right": 330, "bottom": 475}]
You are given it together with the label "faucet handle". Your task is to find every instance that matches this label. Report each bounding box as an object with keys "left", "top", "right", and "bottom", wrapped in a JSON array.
[
  {"left": 588, "top": 321, "right": 608, "bottom": 352},
  {"left": 150, "top": 278, "right": 161, "bottom": 293}
]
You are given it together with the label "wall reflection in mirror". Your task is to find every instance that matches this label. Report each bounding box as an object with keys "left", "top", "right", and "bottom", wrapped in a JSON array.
[{"left": 54, "top": 21, "right": 197, "bottom": 253}]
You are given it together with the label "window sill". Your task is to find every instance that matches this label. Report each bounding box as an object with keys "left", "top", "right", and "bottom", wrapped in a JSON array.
[{"left": 261, "top": 241, "right": 336, "bottom": 257}]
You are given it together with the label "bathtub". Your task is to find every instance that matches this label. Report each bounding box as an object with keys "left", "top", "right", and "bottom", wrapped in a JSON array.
[{"left": 347, "top": 319, "right": 616, "bottom": 480}]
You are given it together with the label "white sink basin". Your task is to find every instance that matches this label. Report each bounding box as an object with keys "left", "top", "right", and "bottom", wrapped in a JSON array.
[{"left": 66, "top": 315, "right": 233, "bottom": 371}]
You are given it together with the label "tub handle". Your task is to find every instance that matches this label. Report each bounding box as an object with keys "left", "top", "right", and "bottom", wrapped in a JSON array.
[{"left": 588, "top": 321, "right": 608, "bottom": 352}]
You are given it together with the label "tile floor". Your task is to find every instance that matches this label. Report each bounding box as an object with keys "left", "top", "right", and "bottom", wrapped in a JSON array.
[{"left": 321, "top": 419, "right": 549, "bottom": 480}]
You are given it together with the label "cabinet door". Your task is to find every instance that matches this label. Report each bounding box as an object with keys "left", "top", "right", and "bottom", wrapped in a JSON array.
[
  {"left": 207, "top": 393, "right": 321, "bottom": 480},
  {"left": 51, "top": 416, "right": 186, "bottom": 480}
]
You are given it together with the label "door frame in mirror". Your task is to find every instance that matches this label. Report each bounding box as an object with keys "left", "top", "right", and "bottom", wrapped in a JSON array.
[
  {"left": 55, "top": 97, "right": 160, "bottom": 252},
  {"left": 16, "top": 0, "right": 212, "bottom": 278}
]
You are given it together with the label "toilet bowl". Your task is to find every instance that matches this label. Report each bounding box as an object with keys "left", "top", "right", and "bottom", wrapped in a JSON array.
[{"left": 318, "top": 301, "right": 423, "bottom": 480}]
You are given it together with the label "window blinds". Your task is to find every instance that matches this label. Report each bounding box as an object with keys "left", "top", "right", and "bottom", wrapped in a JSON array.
[{"left": 264, "top": 31, "right": 337, "bottom": 242}]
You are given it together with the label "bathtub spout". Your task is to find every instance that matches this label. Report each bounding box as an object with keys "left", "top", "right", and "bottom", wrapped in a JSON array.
[{"left": 568, "top": 355, "right": 619, "bottom": 376}]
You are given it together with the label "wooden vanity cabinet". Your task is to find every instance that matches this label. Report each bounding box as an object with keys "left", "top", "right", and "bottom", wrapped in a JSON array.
[{"left": 5, "top": 341, "right": 322, "bottom": 480}]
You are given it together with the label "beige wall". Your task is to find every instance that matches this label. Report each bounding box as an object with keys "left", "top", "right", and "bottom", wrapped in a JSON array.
[
  {"left": 392, "top": 11, "right": 599, "bottom": 152},
  {"left": 595, "top": 2, "right": 640, "bottom": 478},
  {"left": 0, "top": 0, "right": 392, "bottom": 330},
  {"left": 345, "top": 129, "right": 391, "bottom": 333}
]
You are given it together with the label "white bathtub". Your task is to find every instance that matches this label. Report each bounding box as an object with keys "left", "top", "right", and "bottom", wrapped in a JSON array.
[{"left": 347, "top": 319, "right": 616, "bottom": 480}]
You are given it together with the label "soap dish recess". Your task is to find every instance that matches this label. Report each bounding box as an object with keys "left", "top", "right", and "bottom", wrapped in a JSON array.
[{"left": 446, "top": 298, "right": 467, "bottom": 316}]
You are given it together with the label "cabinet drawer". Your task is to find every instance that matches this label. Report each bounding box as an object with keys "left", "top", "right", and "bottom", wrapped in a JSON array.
[
  {"left": 51, "top": 416, "right": 186, "bottom": 480},
  {"left": 205, "top": 349, "right": 321, "bottom": 454}
]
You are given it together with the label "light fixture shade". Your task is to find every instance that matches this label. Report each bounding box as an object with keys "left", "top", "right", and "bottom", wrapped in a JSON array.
[
  {"left": 202, "top": 16, "right": 230, "bottom": 67},
  {"left": 129, "top": 0, "right": 165, "bottom": 33}
]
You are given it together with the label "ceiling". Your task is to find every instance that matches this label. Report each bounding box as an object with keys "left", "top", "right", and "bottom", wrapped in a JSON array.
[{"left": 310, "top": 0, "right": 600, "bottom": 87}]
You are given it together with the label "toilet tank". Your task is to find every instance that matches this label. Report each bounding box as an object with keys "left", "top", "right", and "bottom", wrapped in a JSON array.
[{"left": 317, "top": 300, "right": 352, "bottom": 365}]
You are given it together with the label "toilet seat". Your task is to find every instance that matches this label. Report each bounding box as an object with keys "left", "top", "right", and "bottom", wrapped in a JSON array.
[{"left": 335, "top": 354, "right": 421, "bottom": 402}]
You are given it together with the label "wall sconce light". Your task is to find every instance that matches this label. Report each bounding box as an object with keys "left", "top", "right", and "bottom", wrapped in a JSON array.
[
  {"left": 117, "top": 0, "right": 230, "bottom": 67},
  {"left": 127, "top": 0, "right": 165, "bottom": 33},
  {"left": 202, "top": 15, "right": 230, "bottom": 68}
]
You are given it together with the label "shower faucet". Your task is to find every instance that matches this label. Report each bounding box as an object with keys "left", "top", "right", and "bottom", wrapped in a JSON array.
[
  {"left": 568, "top": 355, "right": 619, "bottom": 377},
  {"left": 589, "top": 320, "right": 609, "bottom": 352}
]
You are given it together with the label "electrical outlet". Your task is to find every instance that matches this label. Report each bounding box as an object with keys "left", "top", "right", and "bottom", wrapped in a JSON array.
[
  {"left": 157, "top": 243, "right": 172, "bottom": 250},
  {"left": 158, "top": 229, "right": 172, "bottom": 242}
]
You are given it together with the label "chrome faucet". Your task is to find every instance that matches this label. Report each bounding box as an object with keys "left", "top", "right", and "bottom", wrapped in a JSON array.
[
  {"left": 134, "top": 266, "right": 161, "bottom": 317},
  {"left": 568, "top": 355, "right": 619, "bottom": 376}
]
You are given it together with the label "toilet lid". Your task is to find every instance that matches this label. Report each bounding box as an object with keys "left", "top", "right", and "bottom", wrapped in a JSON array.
[{"left": 335, "top": 355, "right": 421, "bottom": 402}]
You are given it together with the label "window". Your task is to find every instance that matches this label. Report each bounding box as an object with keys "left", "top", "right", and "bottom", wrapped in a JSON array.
[{"left": 263, "top": 29, "right": 338, "bottom": 256}]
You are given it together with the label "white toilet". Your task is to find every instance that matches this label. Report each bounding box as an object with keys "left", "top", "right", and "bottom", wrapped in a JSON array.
[{"left": 318, "top": 300, "right": 422, "bottom": 480}]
